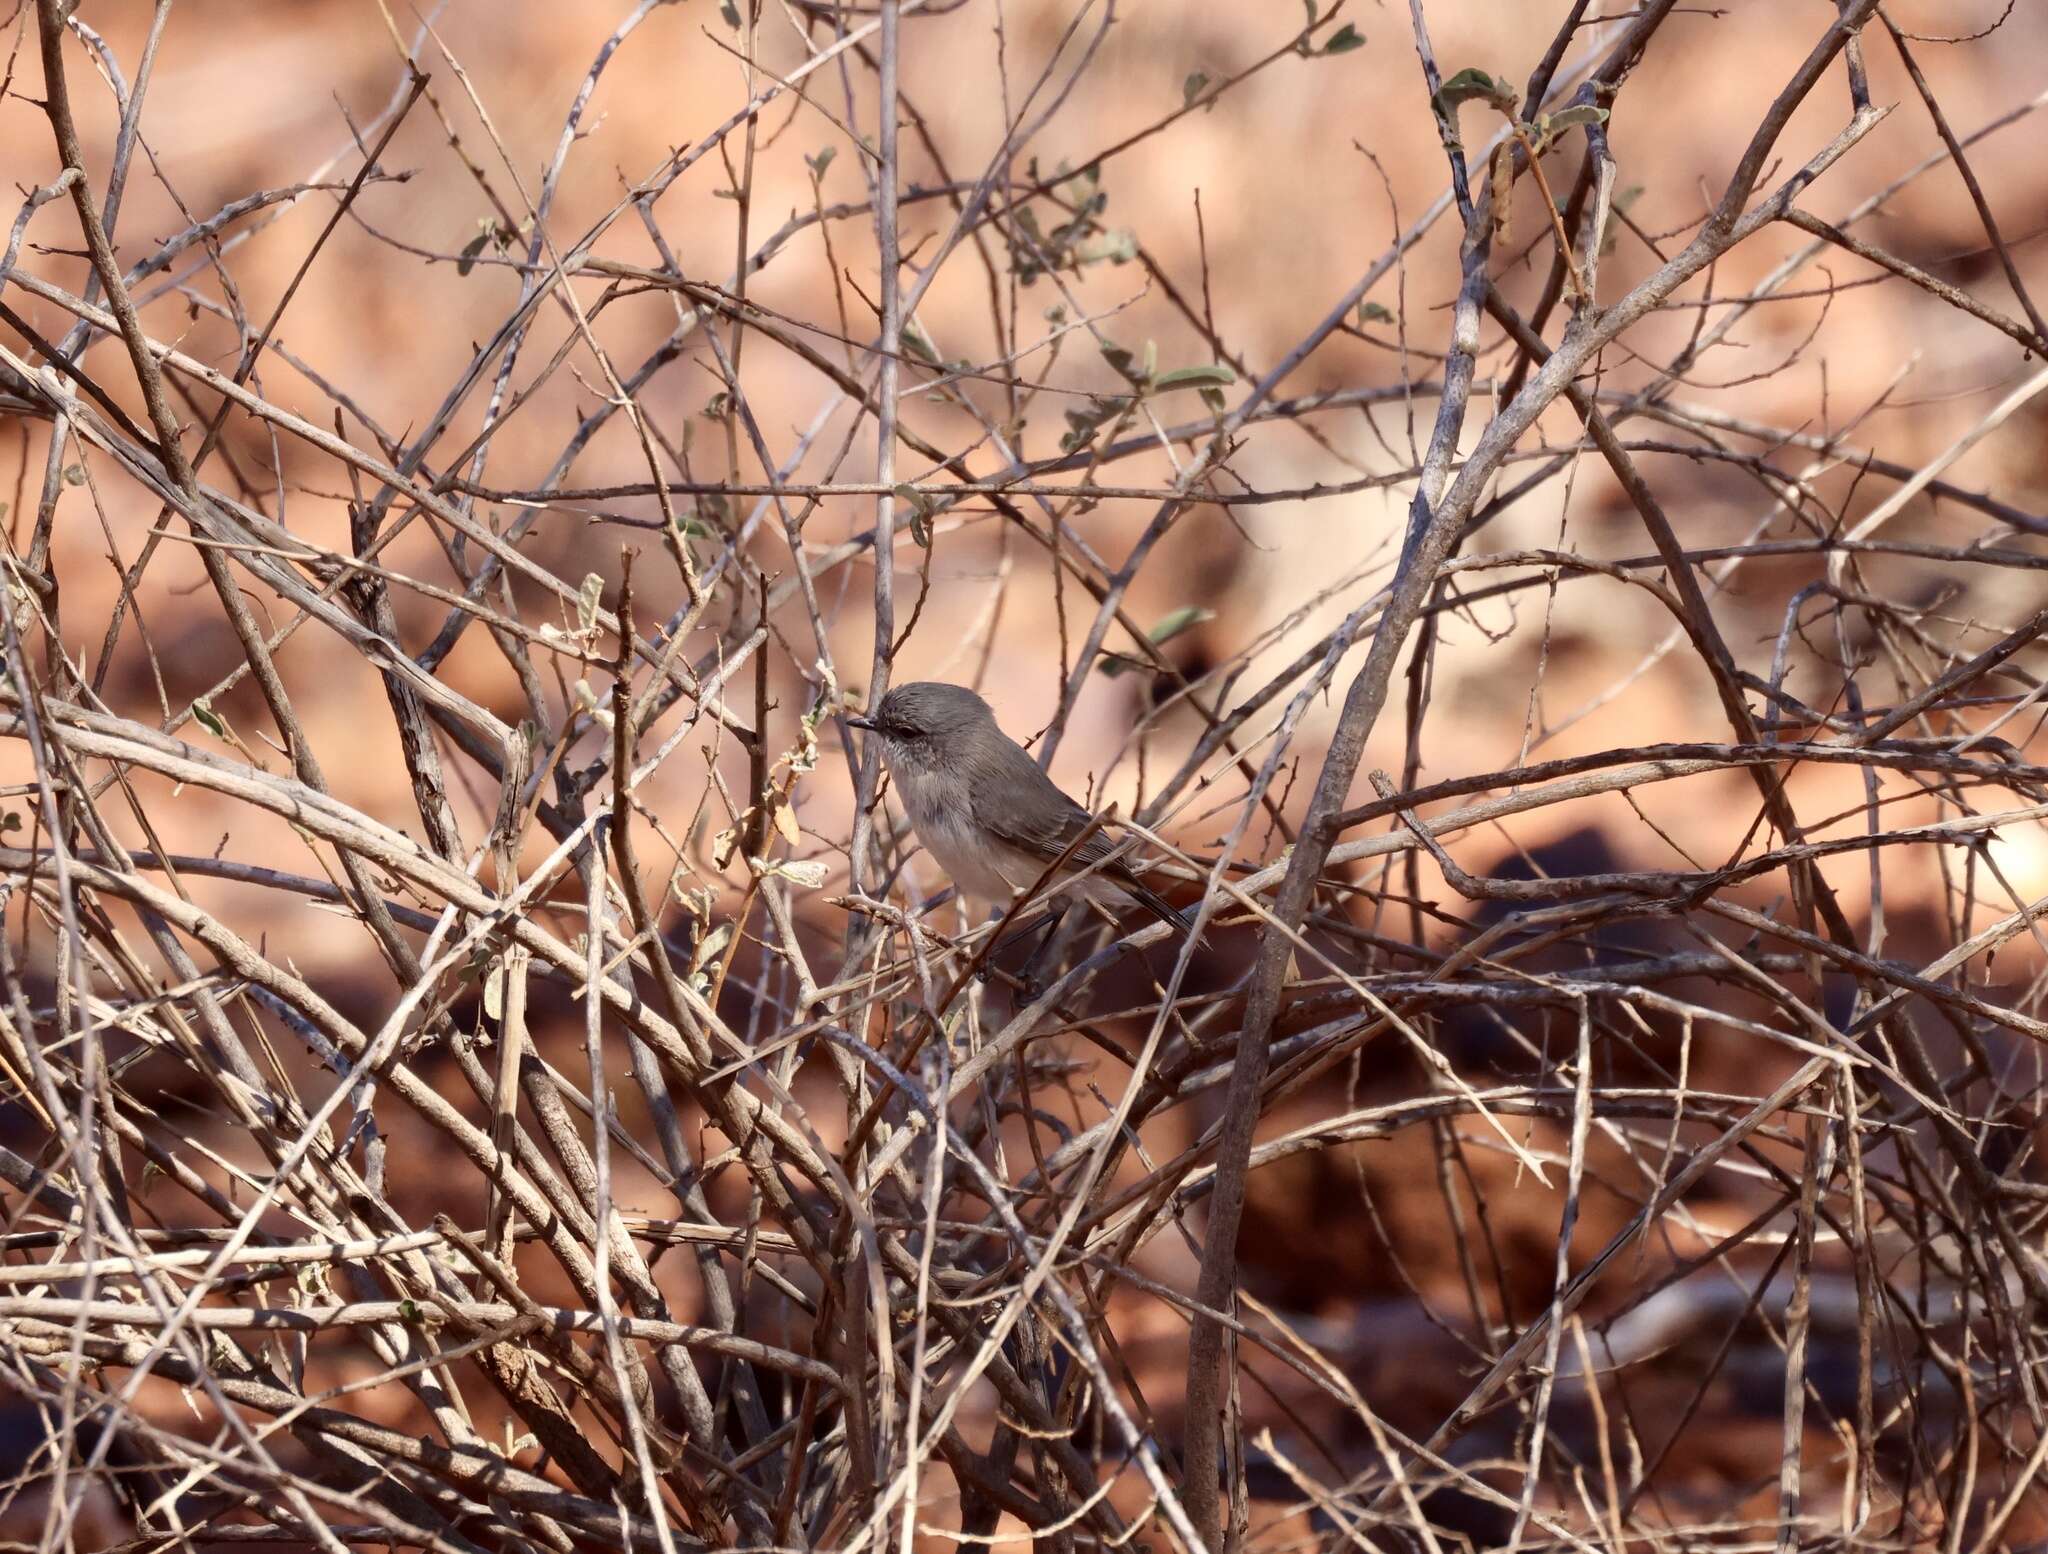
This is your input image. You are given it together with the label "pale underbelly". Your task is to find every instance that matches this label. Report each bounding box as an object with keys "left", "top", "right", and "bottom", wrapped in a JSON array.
[{"left": 912, "top": 808, "right": 1123, "bottom": 911}]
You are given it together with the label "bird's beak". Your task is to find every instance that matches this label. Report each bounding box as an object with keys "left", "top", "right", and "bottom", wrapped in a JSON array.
[{"left": 843, "top": 711, "right": 877, "bottom": 731}]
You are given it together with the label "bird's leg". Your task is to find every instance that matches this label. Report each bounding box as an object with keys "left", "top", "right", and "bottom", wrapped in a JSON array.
[
  {"left": 1015, "top": 902, "right": 1088, "bottom": 996},
  {"left": 974, "top": 905, "right": 1063, "bottom": 995}
]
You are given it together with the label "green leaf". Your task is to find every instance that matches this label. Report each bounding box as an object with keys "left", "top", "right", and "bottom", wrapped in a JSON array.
[
  {"left": 62, "top": 464, "right": 85, "bottom": 486},
  {"left": 1198, "top": 385, "right": 1227, "bottom": 415},
  {"left": 1097, "top": 336, "right": 1156, "bottom": 385},
  {"left": 900, "top": 322, "right": 938, "bottom": 363},
  {"left": 1099, "top": 607, "right": 1214, "bottom": 677},
  {"left": 1145, "top": 605, "right": 1214, "bottom": 647},
  {"left": 893, "top": 483, "right": 933, "bottom": 547},
  {"left": 192, "top": 698, "right": 228, "bottom": 739},
  {"left": 1357, "top": 300, "right": 1394, "bottom": 325},
  {"left": 1182, "top": 70, "right": 1210, "bottom": 109},
  {"left": 1433, "top": 67, "right": 1516, "bottom": 118},
  {"left": 1151, "top": 364, "right": 1236, "bottom": 392},
  {"left": 1060, "top": 399, "right": 1121, "bottom": 453},
  {"left": 719, "top": 0, "right": 740, "bottom": 26},
  {"left": 0, "top": 811, "right": 20, "bottom": 834},
  {"left": 1322, "top": 23, "right": 1365, "bottom": 54}
]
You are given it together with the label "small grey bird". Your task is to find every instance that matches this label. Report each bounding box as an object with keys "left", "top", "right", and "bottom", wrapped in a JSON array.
[{"left": 846, "top": 681, "right": 1192, "bottom": 934}]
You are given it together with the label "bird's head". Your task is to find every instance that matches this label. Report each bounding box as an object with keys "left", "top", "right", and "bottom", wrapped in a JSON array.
[{"left": 844, "top": 681, "right": 998, "bottom": 772}]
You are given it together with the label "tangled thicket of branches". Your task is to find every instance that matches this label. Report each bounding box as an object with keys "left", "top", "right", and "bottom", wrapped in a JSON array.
[{"left": 0, "top": 0, "right": 2046, "bottom": 1549}]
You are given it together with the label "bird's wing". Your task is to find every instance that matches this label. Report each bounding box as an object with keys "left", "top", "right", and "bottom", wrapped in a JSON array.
[
  {"left": 967, "top": 743, "right": 1191, "bottom": 933},
  {"left": 983, "top": 790, "right": 1114, "bottom": 864}
]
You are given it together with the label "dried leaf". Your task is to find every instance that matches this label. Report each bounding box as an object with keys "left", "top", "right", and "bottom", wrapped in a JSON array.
[{"left": 769, "top": 858, "right": 827, "bottom": 889}]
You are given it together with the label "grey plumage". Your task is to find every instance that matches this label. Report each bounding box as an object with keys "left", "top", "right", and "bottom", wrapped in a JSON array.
[{"left": 847, "top": 681, "right": 1192, "bottom": 935}]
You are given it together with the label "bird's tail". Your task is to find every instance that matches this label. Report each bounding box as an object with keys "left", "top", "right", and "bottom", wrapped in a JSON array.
[{"left": 1124, "top": 876, "right": 1195, "bottom": 937}]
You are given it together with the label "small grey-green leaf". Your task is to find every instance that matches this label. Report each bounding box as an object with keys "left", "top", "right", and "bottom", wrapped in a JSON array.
[
  {"left": 456, "top": 230, "right": 490, "bottom": 277},
  {"left": 1183, "top": 70, "right": 1210, "bottom": 109},
  {"left": 1075, "top": 229, "right": 1137, "bottom": 266},
  {"left": 719, "top": 0, "right": 740, "bottom": 25},
  {"left": 1357, "top": 300, "right": 1394, "bottom": 324},
  {"left": 1433, "top": 67, "right": 1515, "bottom": 117},
  {"left": 895, "top": 486, "right": 933, "bottom": 547},
  {"left": 1100, "top": 607, "right": 1214, "bottom": 676},
  {"left": 577, "top": 572, "right": 604, "bottom": 636},
  {"left": 1438, "top": 67, "right": 1499, "bottom": 96},
  {"left": 192, "top": 699, "right": 227, "bottom": 739},
  {"left": 1145, "top": 606, "right": 1214, "bottom": 646},
  {"left": 1322, "top": 23, "right": 1365, "bottom": 54},
  {"left": 1544, "top": 104, "right": 1609, "bottom": 133},
  {"left": 806, "top": 145, "right": 836, "bottom": 178},
  {"left": 1152, "top": 364, "right": 1237, "bottom": 391}
]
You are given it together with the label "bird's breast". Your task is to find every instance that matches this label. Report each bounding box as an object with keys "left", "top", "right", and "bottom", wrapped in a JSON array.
[{"left": 892, "top": 764, "right": 1022, "bottom": 902}]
